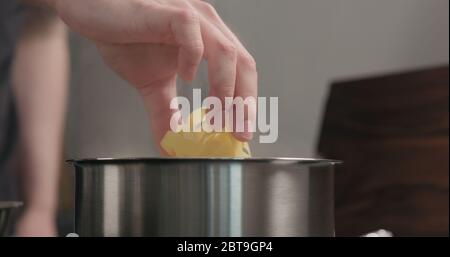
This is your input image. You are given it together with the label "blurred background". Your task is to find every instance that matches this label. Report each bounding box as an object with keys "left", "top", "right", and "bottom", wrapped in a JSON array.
[{"left": 54, "top": 0, "right": 448, "bottom": 236}]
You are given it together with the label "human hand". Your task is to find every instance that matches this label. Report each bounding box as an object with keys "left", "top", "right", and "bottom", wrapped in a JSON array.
[{"left": 50, "top": 0, "right": 257, "bottom": 151}]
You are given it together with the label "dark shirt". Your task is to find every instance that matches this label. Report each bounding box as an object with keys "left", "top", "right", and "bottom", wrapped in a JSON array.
[{"left": 0, "top": 0, "right": 22, "bottom": 199}]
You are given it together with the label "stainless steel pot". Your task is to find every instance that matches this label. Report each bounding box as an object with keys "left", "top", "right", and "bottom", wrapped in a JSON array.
[{"left": 68, "top": 157, "right": 340, "bottom": 237}]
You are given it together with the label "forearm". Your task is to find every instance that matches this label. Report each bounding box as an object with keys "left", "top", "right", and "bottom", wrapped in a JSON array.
[{"left": 11, "top": 6, "right": 69, "bottom": 215}]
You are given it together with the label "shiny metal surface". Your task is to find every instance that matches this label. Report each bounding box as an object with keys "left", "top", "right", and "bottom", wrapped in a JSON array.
[
  {"left": 0, "top": 201, "right": 22, "bottom": 236},
  {"left": 69, "top": 158, "right": 339, "bottom": 237}
]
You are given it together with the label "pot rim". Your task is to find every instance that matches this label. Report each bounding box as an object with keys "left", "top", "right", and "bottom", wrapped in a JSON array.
[{"left": 67, "top": 157, "right": 342, "bottom": 166}]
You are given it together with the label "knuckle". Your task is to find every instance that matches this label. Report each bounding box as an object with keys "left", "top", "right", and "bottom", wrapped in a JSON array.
[
  {"left": 211, "top": 78, "right": 235, "bottom": 97},
  {"left": 185, "top": 43, "right": 204, "bottom": 61},
  {"left": 200, "top": 2, "right": 219, "bottom": 18},
  {"left": 215, "top": 86, "right": 235, "bottom": 99},
  {"left": 176, "top": 9, "right": 200, "bottom": 25},
  {"left": 239, "top": 53, "right": 257, "bottom": 71},
  {"left": 188, "top": 43, "right": 204, "bottom": 55},
  {"left": 216, "top": 42, "right": 237, "bottom": 58}
]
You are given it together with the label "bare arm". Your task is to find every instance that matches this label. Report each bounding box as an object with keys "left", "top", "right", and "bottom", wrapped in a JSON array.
[{"left": 11, "top": 3, "right": 68, "bottom": 236}]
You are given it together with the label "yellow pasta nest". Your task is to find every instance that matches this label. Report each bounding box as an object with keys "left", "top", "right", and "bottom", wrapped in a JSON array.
[{"left": 160, "top": 108, "right": 251, "bottom": 157}]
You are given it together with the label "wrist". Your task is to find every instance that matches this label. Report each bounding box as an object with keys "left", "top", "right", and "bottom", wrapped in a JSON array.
[{"left": 22, "top": 203, "right": 57, "bottom": 219}]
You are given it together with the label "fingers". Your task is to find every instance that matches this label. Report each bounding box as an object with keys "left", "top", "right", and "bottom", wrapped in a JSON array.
[
  {"left": 169, "top": 8, "right": 204, "bottom": 81},
  {"left": 192, "top": 1, "right": 258, "bottom": 141},
  {"left": 233, "top": 54, "right": 258, "bottom": 141},
  {"left": 139, "top": 75, "right": 178, "bottom": 153},
  {"left": 136, "top": 0, "right": 257, "bottom": 142},
  {"left": 201, "top": 20, "right": 238, "bottom": 107},
  {"left": 135, "top": 2, "right": 204, "bottom": 81}
]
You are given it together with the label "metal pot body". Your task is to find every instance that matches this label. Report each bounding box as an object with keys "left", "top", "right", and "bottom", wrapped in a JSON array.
[{"left": 71, "top": 158, "right": 338, "bottom": 237}]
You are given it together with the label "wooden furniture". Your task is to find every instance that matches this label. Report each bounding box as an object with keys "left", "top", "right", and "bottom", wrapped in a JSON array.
[{"left": 318, "top": 66, "right": 449, "bottom": 236}]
